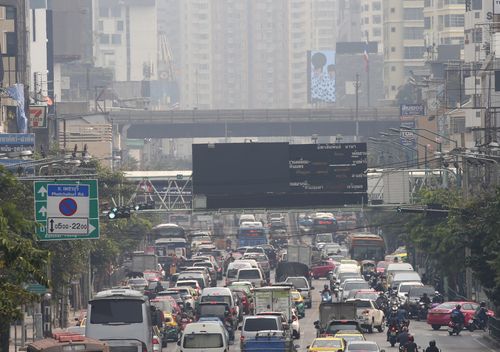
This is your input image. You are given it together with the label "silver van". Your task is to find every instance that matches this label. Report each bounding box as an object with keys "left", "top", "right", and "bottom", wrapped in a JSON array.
[{"left": 85, "top": 289, "right": 153, "bottom": 352}]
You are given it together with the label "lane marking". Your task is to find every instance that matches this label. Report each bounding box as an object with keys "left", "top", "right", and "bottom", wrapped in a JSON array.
[{"left": 474, "top": 337, "right": 498, "bottom": 352}]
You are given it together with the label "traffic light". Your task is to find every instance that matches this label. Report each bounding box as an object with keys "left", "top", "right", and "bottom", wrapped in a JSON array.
[
  {"left": 133, "top": 201, "right": 155, "bottom": 211},
  {"left": 107, "top": 207, "right": 130, "bottom": 219}
]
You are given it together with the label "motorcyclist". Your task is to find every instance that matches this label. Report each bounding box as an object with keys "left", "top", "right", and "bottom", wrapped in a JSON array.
[
  {"left": 397, "top": 305, "right": 409, "bottom": 328},
  {"left": 419, "top": 293, "right": 431, "bottom": 305},
  {"left": 396, "top": 326, "right": 410, "bottom": 351},
  {"left": 432, "top": 291, "right": 444, "bottom": 304},
  {"left": 475, "top": 301, "right": 489, "bottom": 329},
  {"left": 425, "top": 340, "right": 439, "bottom": 352},
  {"left": 154, "top": 281, "right": 165, "bottom": 293},
  {"left": 404, "top": 335, "right": 419, "bottom": 352},
  {"left": 376, "top": 292, "right": 387, "bottom": 309},
  {"left": 321, "top": 284, "right": 332, "bottom": 301},
  {"left": 450, "top": 304, "right": 465, "bottom": 326}
]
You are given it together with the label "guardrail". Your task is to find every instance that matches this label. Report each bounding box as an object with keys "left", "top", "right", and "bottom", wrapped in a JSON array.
[{"left": 489, "top": 316, "right": 500, "bottom": 341}]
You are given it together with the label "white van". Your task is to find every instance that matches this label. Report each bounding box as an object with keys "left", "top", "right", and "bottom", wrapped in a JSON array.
[
  {"left": 85, "top": 289, "right": 153, "bottom": 352},
  {"left": 386, "top": 263, "right": 414, "bottom": 276},
  {"left": 236, "top": 268, "right": 265, "bottom": 287},
  {"left": 179, "top": 322, "right": 228, "bottom": 352},
  {"left": 226, "top": 261, "right": 252, "bottom": 286},
  {"left": 390, "top": 271, "right": 422, "bottom": 290}
]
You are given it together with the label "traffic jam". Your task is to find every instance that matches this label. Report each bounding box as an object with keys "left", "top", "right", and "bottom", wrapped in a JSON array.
[{"left": 52, "top": 211, "right": 494, "bottom": 352}]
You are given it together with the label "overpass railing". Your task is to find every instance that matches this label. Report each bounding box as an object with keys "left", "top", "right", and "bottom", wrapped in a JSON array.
[{"left": 109, "top": 107, "right": 400, "bottom": 123}]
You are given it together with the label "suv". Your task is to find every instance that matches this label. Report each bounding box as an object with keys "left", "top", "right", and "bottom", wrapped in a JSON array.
[
  {"left": 284, "top": 276, "right": 313, "bottom": 308},
  {"left": 236, "top": 268, "right": 266, "bottom": 288},
  {"left": 243, "top": 253, "right": 271, "bottom": 279},
  {"left": 239, "top": 315, "right": 283, "bottom": 348},
  {"left": 193, "top": 261, "right": 218, "bottom": 286}
]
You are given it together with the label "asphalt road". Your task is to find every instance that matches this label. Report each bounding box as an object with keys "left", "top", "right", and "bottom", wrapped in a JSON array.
[{"left": 164, "top": 276, "right": 499, "bottom": 351}]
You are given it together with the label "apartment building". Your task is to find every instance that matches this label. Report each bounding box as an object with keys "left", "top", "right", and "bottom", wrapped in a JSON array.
[
  {"left": 337, "top": 0, "right": 362, "bottom": 43},
  {"left": 94, "top": 0, "right": 158, "bottom": 82},
  {"left": 360, "top": 0, "right": 383, "bottom": 53},
  {"left": 383, "top": 0, "right": 426, "bottom": 100},
  {"left": 423, "top": 0, "right": 465, "bottom": 49}
]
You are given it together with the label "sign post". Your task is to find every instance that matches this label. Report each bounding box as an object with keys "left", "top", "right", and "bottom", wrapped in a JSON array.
[{"left": 34, "top": 180, "right": 99, "bottom": 241}]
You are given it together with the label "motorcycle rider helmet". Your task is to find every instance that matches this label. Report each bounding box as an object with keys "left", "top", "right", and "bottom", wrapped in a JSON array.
[
  {"left": 429, "top": 341, "right": 436, "bottom": 347},
  {"left": 324, "top": 284, "right": 329, "bottom": 290},
  {"left": 480, "top": 301, "right": 486, "bottom": 307},
  {"left": 408, "top": 335, "right": 414, "bottom": 342},
  {"left": 456, "top": 304, "right": 461, "bottom": 310}
]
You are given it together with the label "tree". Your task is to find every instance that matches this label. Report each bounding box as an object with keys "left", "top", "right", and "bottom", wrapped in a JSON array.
[{"left": 0, "top": 167, "right": 49, "bottom": 352}]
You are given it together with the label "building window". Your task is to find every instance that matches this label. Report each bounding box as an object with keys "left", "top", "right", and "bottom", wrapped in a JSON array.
[
  {"left": 404, "top": 46, "right": 426, "bottom": 59},
  {"left": 444, "top": 14, "right": 464, "bottom": 27},
  {"left": 373, "top": 28, "right": 382, "bottom": 37},
  {"left": 404, "top": 27, "right": 424, "bottom": 40},
  {"left": 473, "top": 28, "right": 482, "bottom": 43},
  {"left": 391, "top": 27, "right": 396, "bottom": 32},
  {"left": 391, "top": 85, "right": 396, "bottom": 91},
  {"left": 111, "top": 34, "right": 121, "bottom": 44},
  {"left": 424, "top": 17, "right": 431, "bottom": 29},
  {"left": 391, "top": 8, "right": 395, "bottom": 13},
  {"left": 445, "top": 0, "right": 465, "bottom": 4},
  {"left": 5, "top": 32, "right": 16, "bottom": 55},
  {"left": 471, "top": 0, "right": 482, "bottom": 10},
  {"left": 373, "top": 15, "right": 381, "bottom": 24},
  {"left": 373, "top": 2, "right": 381, "bottom": 11},
  {"left": 98, "top": 20, "right": 104, "bottom": 31},
  {"left": 403, "top": 8, "right": 424, "bottom": 20},
  {"left": 111, "top": 7, "right": 121, "bottom": 17},
  {"left": 99, "top": 7, "right": 109, "bottom": 17},
  {"left": 424, "top": 0, "right": 433, "bottom": 6},
  {"left": 391, "top": 47, "right": 396, "bottom": 52},
  {"left": 99, "top": 33, "right": 110, "bottom": 44},
  {"left": 116, "top": 20, "right": 124, "bottom": 31},
  {"left": 391, "top": 66, "right": 396, "bottom": 72},
  {"left": 6, "top": 6, "right": 15, "bottom": 20},
  {"left": 365, "top": 17, "right": 369, "bottom": 24}
]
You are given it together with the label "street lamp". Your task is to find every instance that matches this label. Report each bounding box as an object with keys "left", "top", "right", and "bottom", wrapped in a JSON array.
[
  {"left": 369, "top": 137, "right": 418, "bottom": 168},
  {"left": 379, "top": 132, "right": 430, "bottom": 170}
]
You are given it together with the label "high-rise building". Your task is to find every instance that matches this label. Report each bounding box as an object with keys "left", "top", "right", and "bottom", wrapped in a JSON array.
[
  {"left": 423, "top": 0, "right": 464, "bottom": 50},
  {"left": 337, "top": 0, "right": 362, "bottom": 43},
  {"left": 383, "top": 0, "right": 425, "bottom": 100},
  {"left": 360, "top": 0, "right": 383, "bottom": 53},
  {"left": 94, "top": 0, "right": 158, "bottom": 82}
]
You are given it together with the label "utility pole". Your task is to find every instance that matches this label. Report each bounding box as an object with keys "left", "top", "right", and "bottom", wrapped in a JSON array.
[{"left": 354, "top": 74, "right": 361, "bottom": 142}]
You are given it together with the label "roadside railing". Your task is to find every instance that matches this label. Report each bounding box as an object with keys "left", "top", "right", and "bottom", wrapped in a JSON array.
[{"left": 489, "top": 316, "right": 500, "bottom": 341}]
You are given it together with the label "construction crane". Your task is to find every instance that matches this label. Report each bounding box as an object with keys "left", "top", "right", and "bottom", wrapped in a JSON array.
[{"left": 158, "top": 31, "right": 176, "bottom": 81}]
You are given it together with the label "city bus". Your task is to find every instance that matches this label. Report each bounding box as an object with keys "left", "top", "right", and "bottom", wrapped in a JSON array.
[
  {"left": 346, "top": 233, "right": 386, "bottom": 262},
  {"left": 151, "top": 223, "right": 186, "bottom": 240},
  {"left": 155, "top": 237, "right": 189, "bottom": 263},
  {"left": 237, "top": 221, "right": 267, "bottom": 247}
]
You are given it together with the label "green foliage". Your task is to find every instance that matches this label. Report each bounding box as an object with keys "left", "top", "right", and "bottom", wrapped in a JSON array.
[{"left": 0, "top": 167, "right": 49, "bottom": 323}]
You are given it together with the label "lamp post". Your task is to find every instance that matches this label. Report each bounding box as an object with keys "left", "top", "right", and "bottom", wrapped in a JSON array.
[
  {"left": 369, "top": 137, "right": 420, "bottom": 168},
  {"left": 380, "top": 132, "right": 430, "bottom": 171}
]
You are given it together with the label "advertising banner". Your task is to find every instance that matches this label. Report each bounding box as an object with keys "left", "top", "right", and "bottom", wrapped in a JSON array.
[{"left": 308, "top": 50, "right": 336, "bottom": 103}]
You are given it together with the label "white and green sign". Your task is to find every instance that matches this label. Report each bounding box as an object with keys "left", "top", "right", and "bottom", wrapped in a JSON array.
[{"left": 34, "top": 180, "right": 99, "bottom": 241}]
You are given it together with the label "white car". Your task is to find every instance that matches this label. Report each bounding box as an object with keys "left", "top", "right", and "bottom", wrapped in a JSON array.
[
  {"left": 345, "top": 341, "right": 385, "bottom": 352},
  {"left": 291, "top": 308, "right": 301, "bottom": 339},
  {"left": 346, "top": 299, "right": 385, "bottom": 333}
]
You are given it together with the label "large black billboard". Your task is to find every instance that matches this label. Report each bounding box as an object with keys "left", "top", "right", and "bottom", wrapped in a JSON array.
[
  {"left": 192, "top": 143, "right": 290, "bottom": 196},
  {"left": 192, "top": 142, "right": 367, "bottom": 209}
]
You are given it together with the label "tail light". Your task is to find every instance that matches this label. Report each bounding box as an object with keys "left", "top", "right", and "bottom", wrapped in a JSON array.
[
  {"left": 142, "top": 343, "right": 148, "bottom": 352},
  {"left": 152, "top": 337, "right": 160, "bottom": 345},
  {"left": 292, "top": 315, "right": 297, "bottom": 321},
  {"left": 240, "top": 336, "right": 245, "bottom": 343},
  {"left": 362, "top": 310, "right": 370, "bottom": 315}
]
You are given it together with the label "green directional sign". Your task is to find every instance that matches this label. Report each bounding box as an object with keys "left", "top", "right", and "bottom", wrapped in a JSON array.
[
  {"left": 34, "top": 180, "right": 99, "bottom": 241},
  {"left": 25, "top": 283, "right": 48, "bottom": 294}
]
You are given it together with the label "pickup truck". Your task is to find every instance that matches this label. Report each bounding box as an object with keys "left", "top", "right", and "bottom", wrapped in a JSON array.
[
  {"left": 242, "top": 331, "right": 298, "bottom": 352},
  {"left": 313, "top": 301, "right": 360, "bottom": 337}
]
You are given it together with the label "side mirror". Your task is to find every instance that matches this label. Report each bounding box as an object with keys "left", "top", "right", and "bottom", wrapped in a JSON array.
[
  {"left": 238, "top": 326, "right": 242, "bottom": 330},
  {"left": 405, "top": 293, "right": 409, "bottom": 297},
  {"left": 177, "top": 340, "right": 181, "bottom": 346}
]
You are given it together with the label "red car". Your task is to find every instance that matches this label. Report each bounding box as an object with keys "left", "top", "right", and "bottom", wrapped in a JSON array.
[
  {"left": 311, "top": 259, "right": 336, "bottom": 279},
  {"left": 427, "top": 301, "right": 495, "bottom": 330}
]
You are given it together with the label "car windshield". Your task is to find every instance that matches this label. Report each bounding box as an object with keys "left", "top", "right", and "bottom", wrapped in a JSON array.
[
  {"left": 327, "top": 324, "right": 358, "bottom": 333},
  {"left": 400, "top": 284, "right": 421, "bottom": 293},
  {"left": 244, "top": 318, "right": 278, "bottom": 331},
  {"left": 90, "top": 299, "right": 143, "bottom": 324},
  {"left": 286, "top": 277, "right": 308, "bottom": 289},
  {"left": 409, "top": 287, "right": 435, "bottom": 297},
  {"left": 344, "top": 282, "right": 370, "bottom": 290},
  {"left": 183, "top": 333, "right": 223, "bottom": 348},
  {"left": 177, "top": 281, "right": 197, "bottom": 289},
  {"left": 347, "top": 343, "right": 379, "bottom": 351},
  {"left": 337, "top": 335, "right": 364, "bottom": 342},
  {"left": 158, "top": 292, "right": 181, "bottom": 300},
  {"left": 199, "top": 305, "right": 227, "bottom": 317},
  {"left": 312, "top": 339, "right": 342, "bottom": 348},
  {"left": 316, "top": 234, "right": 333, "bottom": 242},
  {"left": 436, "top": 302, "right": 458, "bottom": 310},
  {"left": 151, "top": 300, "right": 174, "bottom": 312},
  {"left": 354, "top": 292, "right": 378, "bottom": 300},
  {"left": 201, "top": 296, "right": 231, "bottom": 305},
  {"left": 238, "top": 270, "right": 260, "bottom": 279},
  {"left": 354, "top": 301, "right": 371, "bottom": 308},
  {"left": 128, "top": 278, "right": 147, "bottom": 285}
]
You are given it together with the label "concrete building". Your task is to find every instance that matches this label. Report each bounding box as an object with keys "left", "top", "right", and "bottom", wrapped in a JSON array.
[
  {"left": 383, "top": 0, "right": 426, "bottom": 100},
  {"left": 360, "top": 0, "right": 383, "bottom": 53},
  {"left": 337, "top": 0, "right": 362, "bottom": 43},
  {"left": 423, "top": 0, "right": 464, "bottom": 50},
  {"left": 93, "top": 0, "right": 158, "bottom": 82}
]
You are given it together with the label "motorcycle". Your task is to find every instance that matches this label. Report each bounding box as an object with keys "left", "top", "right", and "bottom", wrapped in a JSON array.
[
  {"left": 388, "top": 325, "right": 399, "bottom": 347},
  {"left": 224, "top": 320, "right": 235, "bottom": 342},
  {"left": 448, "top": 320, "right": 463, "bottom": 336},
  {"left": 416, "top": 302, "right": 429, "bottom": 321},
  {"left": 179, "top": 317, "right": 192, "bottom": 331}
]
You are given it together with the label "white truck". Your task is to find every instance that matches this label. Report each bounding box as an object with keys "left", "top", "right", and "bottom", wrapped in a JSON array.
[
  {"left": 129, "top": 251, "right": 158, "bottom": 273},
  {"left": 253, "top": 286, "right": 293, "bottom": 322},
  {"left": 286, "top": 244, "right": 312, "bottom": 268}
]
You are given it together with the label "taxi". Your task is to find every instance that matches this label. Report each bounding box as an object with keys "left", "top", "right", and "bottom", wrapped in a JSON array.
[
  {"left": 333, "top": 330, "right": 365, "bottom": 343},
  {"left": 291, "top": 290, "right": 306, "bottom": 318},
  {"left": 307, "top": 337, "right": 346, "bottom": 352},
  {"left": 162, "top": 312, "right": 180, "bottom": 342}
]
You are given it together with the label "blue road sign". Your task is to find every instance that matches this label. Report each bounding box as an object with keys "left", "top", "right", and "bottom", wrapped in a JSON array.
[
  {"left": 47, "top": 184, "right": 89, "bottom": 197},
  {"left": 59, "top": 198, "right": 78, "bottom": 216},
  {"left": 0, "top": 133, "right": 35, "bottom": 153}
]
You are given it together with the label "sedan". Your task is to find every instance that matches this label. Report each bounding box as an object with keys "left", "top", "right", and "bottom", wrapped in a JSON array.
[
  {"left": 345, "top": 341, "right": 385, "bottom": 352},
  {"left": 311, "top": 259, "right": 336, "bottom": 279},
  {"left": 427, "top": 301, "right": 495, "bottom": 330}
]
